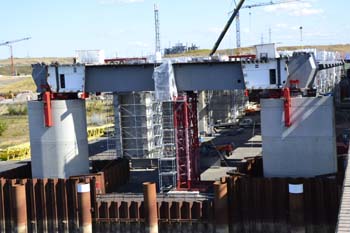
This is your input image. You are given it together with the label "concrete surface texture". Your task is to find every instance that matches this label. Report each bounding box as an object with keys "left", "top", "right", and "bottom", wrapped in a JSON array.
[
  {"left": 28, "top": 99, "right": 89, "bottom": 178},
  {"left": 261, "top": 96, "right": 338, "bottom": 177}
]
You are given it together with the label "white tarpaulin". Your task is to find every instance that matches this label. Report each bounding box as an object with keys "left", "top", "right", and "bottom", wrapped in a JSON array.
[{"left": 153, "top": 61, "right": 178, "bottom": 102}]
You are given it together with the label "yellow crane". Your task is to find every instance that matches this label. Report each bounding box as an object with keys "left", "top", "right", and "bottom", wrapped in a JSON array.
[{"left": 0, "top": 37, "right": 31, "bottom": 76}]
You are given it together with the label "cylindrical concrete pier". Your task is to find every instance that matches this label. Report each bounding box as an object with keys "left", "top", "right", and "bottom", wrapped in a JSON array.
[
  {"left": 214, "top": 180, "right": 229, "bottom": 233},
  {"left": 12, "top": 184, "right": 27, "bottom": 233},
  {"left": 143, "top": 182, "right": 158, "bottom": 233},
  {"left": 28, "top": 99, "right": 89, "bottom": 178},
  {"left": 77, "top": 183, "right": 92, "bottom": 233}
]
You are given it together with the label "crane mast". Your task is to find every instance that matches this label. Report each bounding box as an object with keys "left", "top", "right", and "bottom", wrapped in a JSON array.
[
  {"left": 0, "top": 37, "right": 31, "bottom": 76},
  {"left": 235, "top": 0, "right": 300, "bottom": 52}
]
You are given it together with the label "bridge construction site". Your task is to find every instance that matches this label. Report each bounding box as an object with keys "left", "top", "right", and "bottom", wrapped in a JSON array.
[{"left": 1, "top": 0, "right": 350, "bottom": 233}]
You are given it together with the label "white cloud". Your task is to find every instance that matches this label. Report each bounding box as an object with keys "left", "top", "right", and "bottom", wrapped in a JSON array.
[
  {"left": 98, "top": 0, "right": 144, "bottom": 4},
  {"left": 264, "top": 1, "right": 324, "bottom": 16}
]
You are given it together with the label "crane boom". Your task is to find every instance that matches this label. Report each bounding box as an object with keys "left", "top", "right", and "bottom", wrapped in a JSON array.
[
  {"left": 0, "top": 37, "right": 31, "bottom": 47},
  {"left": 0, "top": 37, "right": 31, "bottom": 76},
  {"left": 235, "top": 0, "right": 300, "bottom": 50},
  {"left": 210, "top": 0, "right": 246, "bottom": 56}
]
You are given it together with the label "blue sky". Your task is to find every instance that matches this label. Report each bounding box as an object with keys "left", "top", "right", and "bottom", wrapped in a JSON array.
[{"left": 0, "top": 0, "right": 349, "bottom": 59}]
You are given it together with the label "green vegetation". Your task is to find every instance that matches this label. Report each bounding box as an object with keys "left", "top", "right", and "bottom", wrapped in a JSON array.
[
  {"left": 0, "top": 115, "right": 29, "bottom": 148},
  {"left": 0, "top": 57, "right": 74, "bottom": 76},
  {"left": 7, "top": 104, "right": 28, "bottom": 115},
  {"left": 0, "top": 76, "right": 36, "bottom": 94},
  {"left": 164, "top": 44, "right": 350, "bottom": 57},
  {"left": 86, "top": 100, "right": 105, "bottom": 115},
  {"left": 0, "top": 120, "right": 7, "bottom": 136}
]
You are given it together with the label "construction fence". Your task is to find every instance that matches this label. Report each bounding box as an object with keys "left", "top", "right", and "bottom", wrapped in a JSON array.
[{"left": 0, "top": 124, "right": 114, "bottom": 161}]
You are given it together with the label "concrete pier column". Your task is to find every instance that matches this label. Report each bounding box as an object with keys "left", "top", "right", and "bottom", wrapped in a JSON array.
[
  {"left": 12, "top": 184, "right": 27, "bottom": 233},
  {"left": 143, "top": 182, "right": 158, "bottom": 233},
  {"left": 214, "top": 180, "right": 229, "bottom": 233},
  {"left": 77, "top": 183, "right": 92, "bottom": 233},
  {"left": 288, "top": 181, "right": 305, "bottom": 233},
  {"left": 28, "top": 99, "right": 89, "bottom": 178}
]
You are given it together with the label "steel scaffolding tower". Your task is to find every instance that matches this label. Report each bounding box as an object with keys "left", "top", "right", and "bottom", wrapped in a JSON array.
[
  {"left": 115, "top": 92, "right": 163, "bottom": 158},
  {"left": 173, "top": 92, "right": 200, "bottom": 189},
  {"left": 104, "top": 93, "right": 117, "bottom": 158},
  {"left": 158, "top": 102, "right": 177, "bottom": 192}
]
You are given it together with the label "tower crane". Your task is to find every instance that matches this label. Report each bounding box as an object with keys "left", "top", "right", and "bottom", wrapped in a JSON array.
[
  {"left": 0, "top": 37, "right": 31, "bottom": 76},
  {"left": 234, "top": 0, "right": 300, "bottom": 51}
]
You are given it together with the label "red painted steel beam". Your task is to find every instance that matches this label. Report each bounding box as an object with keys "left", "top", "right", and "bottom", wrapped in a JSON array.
[
  {"left": 143, "top": 182, "right": 158, "bottom": 233},
  {"left": 283, "top": 88, "right": 291, "bottom": 127},
  {"left": 43, "top": 91, "right": 53, "bottom": 127},
  {"left": 174, "top": 95, "right": 190, "bottom": 189}
]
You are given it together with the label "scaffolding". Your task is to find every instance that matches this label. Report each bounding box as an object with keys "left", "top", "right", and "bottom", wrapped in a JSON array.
[
  {"left": 158, "top": 102, "right": 177, "bottom": 192},
  {"left": 115, "top": 92, "right": 163, "bottom": 159},
  {"left": 104, "top": 93, "right": 117, "bottom": 158}
]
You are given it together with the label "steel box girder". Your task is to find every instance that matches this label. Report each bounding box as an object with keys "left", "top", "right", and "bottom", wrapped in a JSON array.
[{"left": 85, "top": 62, "right": 245, "bottom": 92}]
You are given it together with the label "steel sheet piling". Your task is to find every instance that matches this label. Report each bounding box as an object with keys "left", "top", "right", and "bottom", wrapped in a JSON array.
[
  {"left": 77, "top": 182, "right": 92, "bottom": 233},
  {"left": 143, "top": 182, "right": 158, "bottom": 233},
  {"left": 288, "top": 181, "right": 305, "bottom": 233},
  {"left": 12, "top": 183, "right": 27, "bottom": 233},
  {"left": 214, "top": 180, "right": 229, "bottom": 233}
]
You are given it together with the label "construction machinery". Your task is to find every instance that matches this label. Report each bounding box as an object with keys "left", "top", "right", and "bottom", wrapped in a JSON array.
[
  {"left": 233, "top": 0, "right": 300, "bottom": 52},
  {"left": 0, "top": 37, "right": 31, "bottom": 76}
]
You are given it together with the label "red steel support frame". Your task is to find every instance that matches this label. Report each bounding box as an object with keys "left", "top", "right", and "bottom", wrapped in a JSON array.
[
  {"left": 283, "top": 88, "right": 291, "bottom": 127},
  {"left": 173, "top": 91, "right": 200, "bottom": 190}
]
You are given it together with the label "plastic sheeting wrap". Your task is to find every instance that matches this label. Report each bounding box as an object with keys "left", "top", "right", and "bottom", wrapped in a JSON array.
[{"left": 153, "top": 61, "right": 178, "bottom": 102}]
